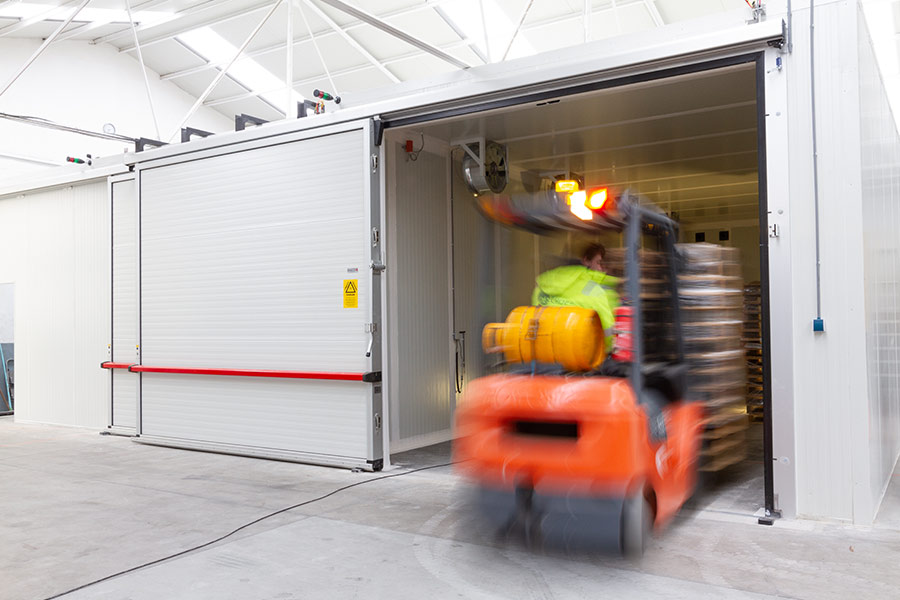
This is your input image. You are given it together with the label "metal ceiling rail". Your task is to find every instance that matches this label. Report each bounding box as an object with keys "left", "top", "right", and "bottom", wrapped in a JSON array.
[
  {"left": 585, "top": 149, "right": 757, "bottom": 175},
  {"left": 588, "top": 165, "right": 757, "bottom": 189},
  {"left": 316, "top": 0, "right": 470, "bottom": 70},
  {"left": 296, "top": 0, "right": 400, "bottom": 83},
  {"left": 637, "top": 180, "right": 758, "bottom": 197},
  {"left": 513, "top": 127, "right": 758, "bottom": 164},
  {"left": 0, "top": 0, "right": 80, "bottom": 38},
  {"left": 494, "top": 99, "right": 757, "bottom": 145}
]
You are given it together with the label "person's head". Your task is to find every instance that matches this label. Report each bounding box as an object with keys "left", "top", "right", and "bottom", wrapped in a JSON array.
[{"left": 581, "top": 243, "right": 606, "bottom": 272}]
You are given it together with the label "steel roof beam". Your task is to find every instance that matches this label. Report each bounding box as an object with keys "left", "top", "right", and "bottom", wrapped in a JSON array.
[
  {"left": 644, "top": 0, "right": 665, "bottom": 27},
  {"left": 0, "top": 0, "right": 80, "bottom": 38},
  {"left": 163, "top": 33, "right": 472, "bottom": 82},
  {"left": 519, "top": 0, "right": 648, "bottom": 32},
  {"left": 202, "top": 38, "right": 474, "bottom": 106},
  {"left": 54, "top": 0, "right": 171, "bottom": 43},
  {"left": 94, "top": 0, "right": 244, "bottom": 46},
  {"left": 171, "top": 37, "right": 286, "bottom": 118},
  {"left": 170, "top": 0, "right": 285, "bottom": 140},
  {"left": 0, "top": 0, "right": 90, "bottom": 97},
  {"left": 115, "top": 0, "right": 455, "bottom": 54},
  {"left": 315, "top": 0, "right": 469, "bottom": 70},
  {"left": 501, "top": 0, "right": 534, "bottom": 61},
  {"left": 295, "top": 0, "right": 399, "bottom": 83},
  {"left": 432, "top": 5, "right": 487, "bottom": 64}
]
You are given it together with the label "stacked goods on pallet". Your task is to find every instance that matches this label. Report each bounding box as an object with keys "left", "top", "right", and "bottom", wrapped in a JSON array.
[
  {"left": 676, "top": 243, "right": 748, "bottom": 472},
  {"left": 743, "top": 283, "right": 764, "bottom": 422},
  {"left": 604, "top": 248, "right": 676, "bottom": 363}
]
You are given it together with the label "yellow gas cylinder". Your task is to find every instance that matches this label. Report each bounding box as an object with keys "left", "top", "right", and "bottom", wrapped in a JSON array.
[{"left": 482, "top": 306, "right": 606, "bottom": 372}]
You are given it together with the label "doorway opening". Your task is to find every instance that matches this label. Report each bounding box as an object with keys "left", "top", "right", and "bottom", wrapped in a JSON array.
[{"left": 384, "top": 56, "right": 771, "bottom": 517}]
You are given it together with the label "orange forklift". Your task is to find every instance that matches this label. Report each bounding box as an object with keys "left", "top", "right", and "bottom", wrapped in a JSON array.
[{"left": 453, "top": 188, "right": 703, "bottom": 556}]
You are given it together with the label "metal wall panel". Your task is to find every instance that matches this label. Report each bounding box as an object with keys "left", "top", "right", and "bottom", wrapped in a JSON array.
[
  {"left": 0, "top": 180, "right": 109, "bottom": 427},
  {"left": 139, "top": 128, "right": 375, "bottom": 465},
  {"left": 111, "top": 178, "right": 138, "bottom": 429},
  {"left": 783, "top": 2, "right": 868, "bottom": 521},
  {"left": 450, "top": 160, "right": 496, "bottom": 389},
  {"left": 387, "top": 142, "right": 452, "bottom": 447},
  {"left": 857, "top": 10, "right": 900, "bottom": 521}
]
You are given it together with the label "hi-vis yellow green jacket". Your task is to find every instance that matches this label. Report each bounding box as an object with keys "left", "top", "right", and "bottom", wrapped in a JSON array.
[{"left": 531, "top": 265, "right": 621, "bottom": 337}]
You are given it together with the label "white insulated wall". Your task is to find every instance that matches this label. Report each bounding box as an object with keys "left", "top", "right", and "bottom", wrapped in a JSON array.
[
  {"left": 0, "top": 180, "right": 109, "bottom": 427},
  {"left": 857, "top": 10, "right": 900, "bottom": 520},
  {"left": 387, "top": 142, "right": 453, "bottom": 448},
  {"left": 771, "top": 0, "right": 892, "bottom": 522}
]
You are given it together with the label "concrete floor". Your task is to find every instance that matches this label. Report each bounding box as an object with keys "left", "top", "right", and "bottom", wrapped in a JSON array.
[{"left": 2, "top": 417, "right": 899, "bottom": 600}]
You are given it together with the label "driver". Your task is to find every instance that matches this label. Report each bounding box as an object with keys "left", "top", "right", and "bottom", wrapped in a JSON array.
[{"left": 531, "top": 243, "right": 621, "bottom": 344}]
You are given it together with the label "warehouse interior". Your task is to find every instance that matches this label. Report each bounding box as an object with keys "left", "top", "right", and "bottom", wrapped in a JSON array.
[
  {"left": 3, "top": 1, "right": 900, "bottom": 598},
  {"left": 385, "top": 60, "right": 765, "bottom": 511}
]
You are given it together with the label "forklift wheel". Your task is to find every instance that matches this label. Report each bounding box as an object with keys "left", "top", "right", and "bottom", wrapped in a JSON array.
[{"left": 621, "top": 492, "right": 653, "bottom": 558}]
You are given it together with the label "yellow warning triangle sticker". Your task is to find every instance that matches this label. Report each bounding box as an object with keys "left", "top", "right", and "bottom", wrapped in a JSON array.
[{"left": 344, "top": 280, "right": 358, "bottom": 294}]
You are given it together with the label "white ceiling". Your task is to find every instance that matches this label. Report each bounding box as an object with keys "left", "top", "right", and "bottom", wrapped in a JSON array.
[
  {"left": 1, "top": 1, "right": 899, "bottom": 142},
  {"left": 0, "top": 0, "right": 759, "bottom": 130}
]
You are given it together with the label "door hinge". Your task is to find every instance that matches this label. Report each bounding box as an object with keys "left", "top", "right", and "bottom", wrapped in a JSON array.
[
  {"left": 370, "top": 260, "right": 386, "bottom": 273},
  {"left": 372, "top": 227, "right": 380, "bottom": 247},
  {"left": 768, "top": 223, "right": 780, "bottom": 238},
  {"left": 371, "top": 154, "right": 378, "bottom": 172},
  {"left": 374, "top": 412, "right": 382, "bottom": 431}
]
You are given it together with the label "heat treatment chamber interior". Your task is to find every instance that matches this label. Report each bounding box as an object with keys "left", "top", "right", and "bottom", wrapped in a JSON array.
[{"left": 383, "top": 57, "right": 769, "bottom": 515}]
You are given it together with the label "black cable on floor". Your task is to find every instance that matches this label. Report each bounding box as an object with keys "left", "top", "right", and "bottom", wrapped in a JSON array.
[{"left": 43, "top": 461, "right": 457, "bottom": 599}]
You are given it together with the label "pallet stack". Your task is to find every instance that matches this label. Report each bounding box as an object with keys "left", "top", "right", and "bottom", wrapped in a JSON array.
[
  {"left": 604, "top": 248, "right": 674, "bottom": 363},
  {"left": 676, "top": 243, "right": 748, "bottom": 473},
  {"left": 743, "top": 283, "right": 764, "bottom": 422}
]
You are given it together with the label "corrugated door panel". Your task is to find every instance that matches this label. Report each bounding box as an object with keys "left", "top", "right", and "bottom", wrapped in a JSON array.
[
  {"left": 139, "top": 129, "right": 371, "bottom": 462},
  {"left": 142, "top": 375, "right": 368, "bottom": 458},
  {"left": 111, "top": 179, "right": 137, "bottom": 429},
  {"left": 389, "top": 144, "right": 451, "bottom": 444}
]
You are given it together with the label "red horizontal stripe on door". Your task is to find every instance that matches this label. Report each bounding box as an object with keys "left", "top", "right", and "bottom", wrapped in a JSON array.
[{"left": 127, "top": 365, "right": 366, "bottom": 381}]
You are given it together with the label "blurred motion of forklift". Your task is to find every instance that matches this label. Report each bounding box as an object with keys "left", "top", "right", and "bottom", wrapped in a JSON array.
[{"left": 453, "top": 181, "right": 747, "bottom": 556}]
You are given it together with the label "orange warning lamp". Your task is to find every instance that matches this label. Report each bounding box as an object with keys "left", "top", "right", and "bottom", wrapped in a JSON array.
[
  {"left": 588, "top": 188, "right": 609, "bottom": 210},
  {"left": 568, "top": 190, "right": 591, "bottom": 220},
  {"left": 568, "top": 187, "right": 611, "bottom": 220},
  {"left": 555, "top": 180, "right": 579, "bottom": 193}
]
